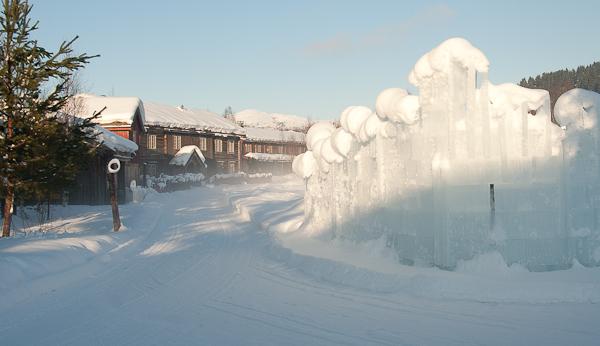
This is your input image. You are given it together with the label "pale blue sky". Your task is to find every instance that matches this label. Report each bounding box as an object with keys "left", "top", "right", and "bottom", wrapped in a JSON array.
[{"left": 31, "top": 0, "right": 600, "bottom": 120}]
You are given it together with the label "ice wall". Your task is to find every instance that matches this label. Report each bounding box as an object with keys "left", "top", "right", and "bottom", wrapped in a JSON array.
[{"left": 294, "top": 37, "right": 600, "bottom": 271}]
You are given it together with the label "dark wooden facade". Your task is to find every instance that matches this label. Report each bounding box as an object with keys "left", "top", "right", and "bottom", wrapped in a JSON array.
[
  {"left": 140, "top": 126, "right": 242, "bottom": 177},
  {"left": 69, "top": 148, "right": 130, "bottom": 205}
]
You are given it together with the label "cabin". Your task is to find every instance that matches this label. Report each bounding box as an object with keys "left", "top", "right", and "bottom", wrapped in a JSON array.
[
  {"left": 70, "top": 94, "right": 146, "bottom": 188},
  {"left": 141, "top": 102, "right": 245, "bottom": 178},
  {"left": 240, "top": 127, "right": 306, "bottom": 175},
  {"left": 68, "top": 125, "right": 138, "bottom": 205}
]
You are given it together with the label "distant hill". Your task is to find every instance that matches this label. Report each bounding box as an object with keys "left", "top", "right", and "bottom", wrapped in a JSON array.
[
  {"left": 519, "top": 61, "right": 600, "bottom": 114},
  {"left": 234, "top": 109, "right": 312, "bottom": 132}
]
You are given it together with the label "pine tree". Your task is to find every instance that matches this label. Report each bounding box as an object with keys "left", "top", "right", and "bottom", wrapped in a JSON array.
[
  {"left": 0, "top": 0, "right": 97, "bottom": 237},
  {"left": 222, "top": 106, "right": 235, "bottom": 121}
]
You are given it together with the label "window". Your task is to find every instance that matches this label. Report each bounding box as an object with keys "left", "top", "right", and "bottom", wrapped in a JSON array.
[
  {"left": 266, "top": 145, "right": 273, "bottom": 154},
  {"left": 244, "top": 143, "right": 252, "bottom": 153},
  {"left": 147, "top": 134, "right": 157, "bottom": 150},
  {"left": 199, "top": 137, "right": 207, "bottom": 151},
  {"left": 215, "top": 139, "right": 223, "bottom": 152},
  {"left": 173, "top": 135, "right": 181, "bottom": 150},
  {"left": 228, "top": 161, "right": 236, "bottom": 173},
  {"left": 227, "top": 140, "right": 235, "bottom": 154},
  {"left": 256, "top": 144, "right": 262, "bottom": 153}
]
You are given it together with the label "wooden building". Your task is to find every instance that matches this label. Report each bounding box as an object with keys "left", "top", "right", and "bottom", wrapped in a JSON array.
[
  {"left": 141, "top": 102, "right": 244, "bottom": 177},
  {"left": 71, "top": 94, "right": 146, "bottom": 190},
  {"left": 69, "top": 125, "right": 139, "bottom": 205},
  {"left": 240, "top": 127, "right": 306, "bottom": 175}
]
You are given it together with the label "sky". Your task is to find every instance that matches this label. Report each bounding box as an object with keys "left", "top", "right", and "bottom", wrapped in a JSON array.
[{"left": 30, "top": 0, "right": 600, "bottom": 120}]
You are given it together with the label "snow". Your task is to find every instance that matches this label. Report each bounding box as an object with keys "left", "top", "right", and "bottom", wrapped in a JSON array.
[
  {"left": 207, "top": 172, "right": 272, "bottom": 184},
  {"left": 330, "top": 128, "right": 354, "bottom": 158},
  {"left": 305, "top": 121, "right": 335, "bottom": 150},
  {"left": 245, "top": 152, "right": 294, "bottom": 162},
  {"left": 234, "top": 109, "right": 310, "bottom": 131},
  {"left": 343, "top": 106, "right": 372, "bottom": 136},
  {"left": 292, "top": 151, "right": 317, "bottom": 178},
  {"left": 244, "top": 127, "right": 305, "bottom": 143},
  {"left": 71, "top": 93, "right": 145, "bottom": 127},
  {"left": 554, "top": 88, "right": 600, "bottom": 130},
  {"left": 92, "top": 124, "right": 138, "bottom": 155},
  {"left": 168, "top": 145, "right": 207, "bottom": 167},
  {"left": 144, "top": 102, "right": 244, "bottom": 135},
  {"left": 374, "top": 88, "right": 409, "bottom": 121},
  {"left": 408, "top": 37, "right": 489, "bottom": 87},
  {"left": 1, "top": 177, "right": 600, "bottom": 344}
]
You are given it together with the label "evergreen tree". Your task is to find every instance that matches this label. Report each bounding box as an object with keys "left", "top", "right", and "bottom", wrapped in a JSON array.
[
  {"left": 0, "top": 0, "right": 97, "bottom": 237},
  {"left": 222, "top": 106, "right": 234, "bottom": 121}
]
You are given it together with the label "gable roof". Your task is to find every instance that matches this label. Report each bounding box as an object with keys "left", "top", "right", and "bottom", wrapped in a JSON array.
[
  {"left": 71, "top": 94, "right": 145, "bottom": 127},
  {"left": 144, "top": 102, "right": 244, "bottom": 135},
  {"left": 169, "top": 145, "right": 207, "bottom": 167}
]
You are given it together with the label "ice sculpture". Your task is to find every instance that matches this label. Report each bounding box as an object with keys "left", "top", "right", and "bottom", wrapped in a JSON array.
[{"left": 293, "top": 37, "right": 600, "bottom": 271}]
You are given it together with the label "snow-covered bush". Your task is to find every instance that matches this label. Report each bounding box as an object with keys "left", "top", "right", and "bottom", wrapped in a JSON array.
[
  {"left": 147, "top": 173, "right": 206, "bottom": 192},
  {"left": 208, "top": 172, "right": 272, "bottom": 185}
]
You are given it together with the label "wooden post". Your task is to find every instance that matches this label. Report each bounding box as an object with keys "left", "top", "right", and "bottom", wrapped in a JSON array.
[
  {"left": 108, "top": 171, "right": 121, "bottom": 232},
  {"left": 490, "top": 183, "right": 496, "bottom": 230}
]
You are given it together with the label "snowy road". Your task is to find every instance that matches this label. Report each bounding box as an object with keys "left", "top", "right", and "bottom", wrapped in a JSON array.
[{"left": 1, "top": 178, "right": 600, "bottom": 345}]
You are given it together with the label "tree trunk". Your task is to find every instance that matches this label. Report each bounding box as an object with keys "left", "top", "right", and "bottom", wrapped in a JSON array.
[{"left": 2, "top": 183, "right": 15, "bottom": 237}]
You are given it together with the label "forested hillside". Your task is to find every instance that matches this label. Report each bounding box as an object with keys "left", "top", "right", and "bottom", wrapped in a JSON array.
[{"left": 519, "top": 61, "right": 600, "bottom": 112}]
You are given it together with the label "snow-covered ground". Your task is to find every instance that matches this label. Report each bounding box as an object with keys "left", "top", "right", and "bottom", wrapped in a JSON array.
[{"left": 1, "top": 176, "right": 599, "bottom": 345}]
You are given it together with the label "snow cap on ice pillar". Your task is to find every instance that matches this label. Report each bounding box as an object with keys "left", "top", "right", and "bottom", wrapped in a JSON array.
[
  {"left": 408, "top": 37, "right": 489, "bottom": 87},
  {"left": 554, "top": 88, "right": 600, "bottom": 131},
  {"left": 375, "top": 88, "right": 421, "bottom": 125}
]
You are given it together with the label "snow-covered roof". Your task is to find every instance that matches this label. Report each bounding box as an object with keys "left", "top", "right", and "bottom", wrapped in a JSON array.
[
  {"left": 169, "top": 145, "right": 207, "bottom": 167},
  {"left": 72, "top": 94, "right": 145, "bottom": 127},
  {"left": 234, "top": 109, "right": 310, "bottom": 131},
  {"left": 245, "top": 152, "right": 294, "bottom": 162},
  {"left": 244, "top": 127, "right": 305, "bottom": 143},
  {"left": 92, "top": 125, "right": 138, "bottom": 156},
  {"left": 144, "top": 102, "right": 244, "bottom": 135}
]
